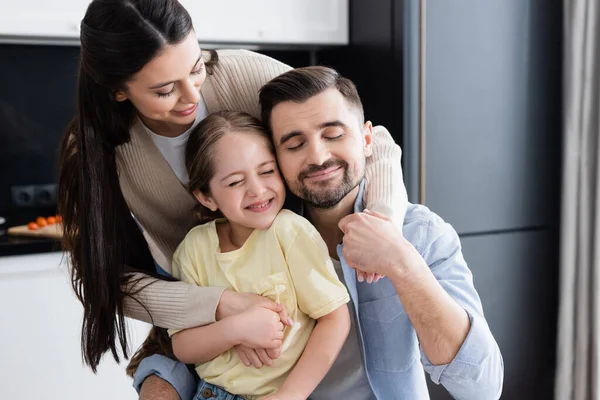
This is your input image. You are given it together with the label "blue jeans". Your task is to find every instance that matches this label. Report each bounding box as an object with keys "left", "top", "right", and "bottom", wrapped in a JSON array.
[{"left": 193, "top": 380, "right": 247, "bottom": 400}]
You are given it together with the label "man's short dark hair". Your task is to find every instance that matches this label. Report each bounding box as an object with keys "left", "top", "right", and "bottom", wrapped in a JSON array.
[{"left": 259, "top": 66, "right": 365, "bottom": 131}]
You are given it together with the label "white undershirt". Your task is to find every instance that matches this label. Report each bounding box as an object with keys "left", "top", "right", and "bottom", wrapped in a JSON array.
[
  {"left": 143, "top": 97, "right": 209, "bottom": 185},
  {"left": 310, "top": 258, "right": 377, "bottom": 400}
]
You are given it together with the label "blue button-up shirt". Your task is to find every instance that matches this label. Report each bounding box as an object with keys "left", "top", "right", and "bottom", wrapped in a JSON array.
[
  {"left": 332, "top": 182, "right": 504, "bottom": 399},
  {"left": 134, "top": 182, "right": 504, "bottom": 400}
]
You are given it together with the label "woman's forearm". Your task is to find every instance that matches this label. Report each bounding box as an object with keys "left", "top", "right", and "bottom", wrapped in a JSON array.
[
  {"left": 171, "top": 318, "right": 239, "bottom": 364},
  {"left": 122, "top": 272, "right": 226, "bottom": 329},
  {"left": 278, "top": 306, "right": 351, "bottom": 399}
]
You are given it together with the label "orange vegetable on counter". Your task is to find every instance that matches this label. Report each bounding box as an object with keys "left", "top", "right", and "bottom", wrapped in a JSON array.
[
  {"left": 36, "top": 217, "right": 47, "bottom": 228},
  {"left": 47, "top": 216, "right": 57, "bottom": 225},
  {"left": 28, "top": 222, "right": 39, "bottom": 230}
]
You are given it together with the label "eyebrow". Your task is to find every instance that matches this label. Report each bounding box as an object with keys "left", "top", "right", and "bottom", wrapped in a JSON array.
[
  {"left": 279, "top": 120, "right": 348, "bottom": 145},
  {"left": 219, "top": 160, "right": 275, "bottom": 182},
  {"left": 148, "top": 52, "right": 203, "bottom": 89}
]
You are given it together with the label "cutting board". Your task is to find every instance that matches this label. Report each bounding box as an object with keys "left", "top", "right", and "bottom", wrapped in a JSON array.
[{"left": 7, "top": 223, "right": 63, "bottom": 239}]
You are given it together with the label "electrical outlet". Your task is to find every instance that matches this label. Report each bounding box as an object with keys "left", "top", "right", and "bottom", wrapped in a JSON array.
[
  {"left": 11, "top": 184, "right": 58, "bottom": 208},
  {"left": 34, "top": 184, "right": 58, "bottom": 207}
]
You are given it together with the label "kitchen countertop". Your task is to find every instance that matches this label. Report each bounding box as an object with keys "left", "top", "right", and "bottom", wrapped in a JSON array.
[
  {"left": 0, "top": 233, "right": 61, "bottom": 256},
  {"left": 0, "top": 210, "right": 62, "bottom": 256}
]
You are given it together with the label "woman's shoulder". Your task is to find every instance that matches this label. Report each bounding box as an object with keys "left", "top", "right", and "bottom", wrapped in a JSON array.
[{"left": 208, "top": 49, "right": 290, "bottom": 72}]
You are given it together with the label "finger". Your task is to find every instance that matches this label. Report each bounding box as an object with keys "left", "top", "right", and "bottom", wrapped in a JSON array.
[
  {"left": 338, "top": 214, "right": 359, "bottom": 233},
  {"left": 374, "top": 273, "right": 385, "bottom": 282},
  {"left": 275, "top": 321, "right": 284, "bottom": 332},
  {"left": 256, "top": 348, "right": 274, "bottom": 366},
  {"left": 266, "top": 346, "right": 281, "bottom": 360},
  {"left": 356, "top": 270, "right": 365, "bottom": 283},
  {"left": 363, "top": 209, "right": 391, "bottom": 221},
  {"left": 236, "top": 346, "right": 251, "bottom": 366},
  {"left": 274, "top": 330, "right": 284, "bottom": 340},
  {"left": 366, "top": 272, "right": 375, "bottom": 284},
  {"left": 260, "top": 299, "right": 284, "bottom": 314},
  {"left": 275, "top": 305, "right": 294, "bottom": 326},
  {"left": 246, "top": 349, "right": 263, "bottom": 369}
]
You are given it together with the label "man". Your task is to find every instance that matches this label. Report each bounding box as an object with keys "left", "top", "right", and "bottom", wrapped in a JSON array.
[
  {"left": 135, "top": 67, "right": 503, "bottom": 399},
  {"left": 257, "top": 66, "right": 503, "bottom": 399}
]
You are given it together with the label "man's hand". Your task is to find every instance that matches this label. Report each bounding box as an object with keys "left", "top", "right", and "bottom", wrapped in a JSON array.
[
  {"left": 217, "top": 290, "right": 294, "bottom": 326},
  {"left": 338, "top": 209, "right": 427, "bottom": 279}
]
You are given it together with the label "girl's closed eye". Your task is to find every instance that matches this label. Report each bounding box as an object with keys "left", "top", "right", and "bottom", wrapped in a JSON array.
[
  {"left": 228, "top": 180, "right": 243, "bottom": 188},
  {"left": 260, "top": 169, "right": 275, "bottom": 175}
]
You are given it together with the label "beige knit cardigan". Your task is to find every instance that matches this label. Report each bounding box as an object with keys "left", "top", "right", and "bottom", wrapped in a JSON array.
[{"left": 118, "top": 50, "right": 407, "bottom": 329}]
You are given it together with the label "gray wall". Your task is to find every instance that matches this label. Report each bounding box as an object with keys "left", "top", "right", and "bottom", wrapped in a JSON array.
[{"left": 320, "top": 0, "right": 562, "bottom": 398}]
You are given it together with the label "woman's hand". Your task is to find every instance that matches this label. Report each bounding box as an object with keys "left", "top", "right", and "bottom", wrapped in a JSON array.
[{"left": 217, "top": 290, "right": 294, "bottom": 326}]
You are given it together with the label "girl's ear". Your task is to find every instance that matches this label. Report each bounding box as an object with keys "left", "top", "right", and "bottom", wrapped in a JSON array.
[{"left": 193, "top": 189, "right": 218, "bottom": 212}]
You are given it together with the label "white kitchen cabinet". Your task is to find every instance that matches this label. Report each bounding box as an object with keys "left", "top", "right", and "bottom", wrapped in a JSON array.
[
  {"left": 0, "top": 0, "right": 348, "bottom": 46},
  {"left": 0, "top": 252, "right": 151, "bottom": 400}
]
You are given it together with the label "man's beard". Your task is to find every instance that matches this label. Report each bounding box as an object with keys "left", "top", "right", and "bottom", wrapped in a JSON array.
[{"left": 294, "top": 159, "right": 361, "bottom": 209}]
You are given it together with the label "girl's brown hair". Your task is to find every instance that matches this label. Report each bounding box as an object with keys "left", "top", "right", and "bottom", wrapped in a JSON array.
[{"left": 185, "top": 110, "right": 274, "bottom": 223}]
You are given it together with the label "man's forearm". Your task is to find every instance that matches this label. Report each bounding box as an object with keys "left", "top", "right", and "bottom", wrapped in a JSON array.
[{"left": 389, "top": 263, "right": 470, "bottom": 365}]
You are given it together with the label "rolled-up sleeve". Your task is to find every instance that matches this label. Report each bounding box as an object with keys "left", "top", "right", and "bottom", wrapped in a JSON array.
[
  {"left": 133, "top": 354, "right": 197, "bottom": 400},
  {"left": 419, "top": 217, "right": 504, "bottom": 400}
]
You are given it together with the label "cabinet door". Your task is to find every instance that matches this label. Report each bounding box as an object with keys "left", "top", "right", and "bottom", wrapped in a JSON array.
[
  {"left": 180, "top": 0, "right": 349, "bottom": 45},
  {"left": 427, "top": 230, "right": 557, "bottom": 400},
  {"left": 406, "top": 0, "right": 561, "bottom": 234},
  {"left": 0, "top": 0, "right": 88, "bottom": 39},
  {"left": 0, "top": 253, "right": 152, "bottom": 400}
]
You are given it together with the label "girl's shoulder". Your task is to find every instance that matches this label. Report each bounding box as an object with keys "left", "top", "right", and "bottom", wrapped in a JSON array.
[{"left": 271, "top": 210, "right": 319, "bottom": 239}]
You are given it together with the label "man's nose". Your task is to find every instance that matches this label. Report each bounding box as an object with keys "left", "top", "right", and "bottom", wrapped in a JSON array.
[{"left": 306, "top": 140, "right": 331, "bottom": 166}]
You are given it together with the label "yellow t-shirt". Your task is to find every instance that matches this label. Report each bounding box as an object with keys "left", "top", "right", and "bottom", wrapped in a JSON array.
[{"left": 168, "top": 210, "right": 350, "bottom": 399}]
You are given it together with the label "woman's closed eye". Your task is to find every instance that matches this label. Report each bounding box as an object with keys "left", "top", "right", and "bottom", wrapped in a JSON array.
[
  {"left": 260, "top": 169, "right": 275, "bottom": 175},
  {"left": 192, "top": 63, "right": 205, "bottom": 75},
  {"left": 156, "top": 85, "right": 175, "bottom": 98},
  {"left": 228, "top": 180, "right": 243, "bottom": 188}
]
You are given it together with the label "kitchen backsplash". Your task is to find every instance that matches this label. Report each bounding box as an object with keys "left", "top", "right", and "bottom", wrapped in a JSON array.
[{"left": 0, "top": 44, "right": 79, "bottom": 220}]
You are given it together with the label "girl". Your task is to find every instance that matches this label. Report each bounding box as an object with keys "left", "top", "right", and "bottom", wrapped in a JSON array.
[
  {"left": 169, "top": 110, "right": 351, "bottom": 400},
  {"left": 58, "top": 0, "right": 407, "bottom": 396}
]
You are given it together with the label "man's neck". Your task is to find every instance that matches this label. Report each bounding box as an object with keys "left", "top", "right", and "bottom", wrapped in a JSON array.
[{"left": 305, "top": 186, "right": 360, "bottom": 259}]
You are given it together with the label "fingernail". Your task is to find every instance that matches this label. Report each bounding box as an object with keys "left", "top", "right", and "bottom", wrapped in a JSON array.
[
  {"left": 358, "top": 275, "right": 364, "bottom": 282},
  {"left": 287, "top": 317, "right": 295, "bottom": 326},
  {"left": 367, "top": 276, "right": 373, "bottom": 284}
]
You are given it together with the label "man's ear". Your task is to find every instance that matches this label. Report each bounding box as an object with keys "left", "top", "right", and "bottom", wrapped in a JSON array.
[
  {"left": 363, "top": 121, "right": 373, "bottom": 157},
  {"left": 193, "top": 189, "right": 218, "bottom": 212},
  {"left": 114, "top": 90, "right": 128, "bottom": 102}
]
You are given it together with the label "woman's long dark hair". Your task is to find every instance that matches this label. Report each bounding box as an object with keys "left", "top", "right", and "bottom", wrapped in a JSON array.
[{"left": 58, "top": 0, "right": 217, "bottom": 372}]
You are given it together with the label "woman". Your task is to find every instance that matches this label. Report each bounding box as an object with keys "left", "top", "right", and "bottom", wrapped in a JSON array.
[{"left": 58, "top": 0, "right": 406, "bottom": 397}]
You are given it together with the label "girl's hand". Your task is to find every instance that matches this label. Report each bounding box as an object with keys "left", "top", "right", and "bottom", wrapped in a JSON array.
[
  {"left": 217, "top": 290, "right": 294, "bottom": 326},
  {"left": 235, "top": 344, "right": 281, "bottom": 368},
  {"left": 232, "top": 305, "right": 285, "bottom": 350}
]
